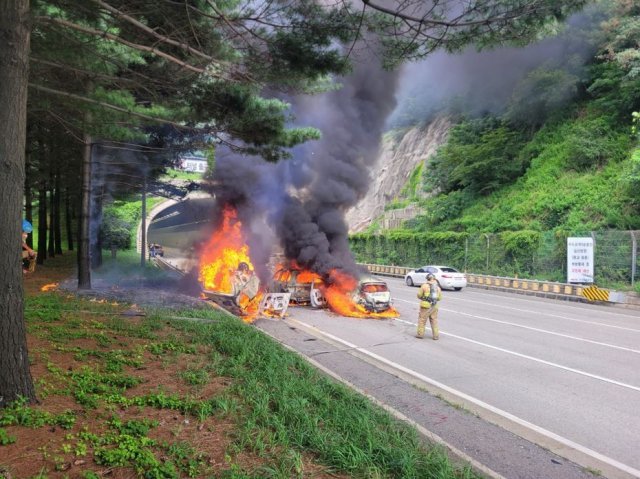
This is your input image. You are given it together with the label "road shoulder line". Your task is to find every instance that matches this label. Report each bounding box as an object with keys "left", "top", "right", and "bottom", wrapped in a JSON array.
[
  {"left": 284, "top": 317, "right": 640, "bottom": 479},
  {"left": 257, "top": 321, "right": 507, "bottom": 479}
]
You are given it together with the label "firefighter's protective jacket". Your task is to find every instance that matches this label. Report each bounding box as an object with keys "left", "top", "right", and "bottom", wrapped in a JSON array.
[{"left": 418, "top": 280, "right": 441, "bottom": 309}]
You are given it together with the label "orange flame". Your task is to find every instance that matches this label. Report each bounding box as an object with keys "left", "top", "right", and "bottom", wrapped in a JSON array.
[
  {"left": 40, "top": 283, "right": 59, "bottom": 292},
  {"left": 198, "top": 205, "right": 263, "bottom": 321},
  {"left": 274, "top": 261, "right": 323, "bottom": 285},
  {"left": 199, "top": 205, "right": 253, "bottom": 293},
  {"left": 297, "top": 269, "right": 322, "bottom": 284},
  {"left": 322, "top": 269, "right": 399, "bottom": 319}
]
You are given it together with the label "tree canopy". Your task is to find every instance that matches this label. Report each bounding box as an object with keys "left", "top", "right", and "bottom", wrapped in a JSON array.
[{"left": 1, "top": 0, "right": 592, "bottom": 406}]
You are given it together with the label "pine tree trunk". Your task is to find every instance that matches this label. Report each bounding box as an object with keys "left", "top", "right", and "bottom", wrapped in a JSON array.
[
  {"left": 0, "top": 0, "right": 36, "bottom": 407},
  {"left": 78, "top": 134, "right": 92, "bottom": 289},
  {"left": 47, "top": 187, "right": 55, "bottom": 258},
  {"left": 37, "top": 186, "right": 47, "bottom": 264},
  {"left": 54, "top": 168, "right": 62, "bottom": 255},
  {"left": 24, "top": 163, "right": 33, "bottom": 248},
  {"left": 65, "top": 188, "right": 74, "bottom": 251}
]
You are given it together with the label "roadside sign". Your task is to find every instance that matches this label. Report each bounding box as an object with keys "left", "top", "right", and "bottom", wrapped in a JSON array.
[{"left": 567, "top": 237, "right": 594, "bottom": 283}]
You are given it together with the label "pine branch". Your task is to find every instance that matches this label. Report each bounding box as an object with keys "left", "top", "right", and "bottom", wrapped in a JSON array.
[
  {"left": 89, "top": 0, "right": 214, "bottom": 61},
  {"left": 360, "top": 0, "right": 546, "bottom": 28},
  {"left": 31, "top": 57, "right": 136, "bottom": 85},
  {"left": 29, "top": 83, "right": 190, "bottom": 130},
  {"left": 36, "top": 16, "right": 208, "bottom": 75}
]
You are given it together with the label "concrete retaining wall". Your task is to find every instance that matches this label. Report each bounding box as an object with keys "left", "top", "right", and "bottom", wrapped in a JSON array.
[{"left": 136, "top": 198, "right": 179, "bottom": 254}]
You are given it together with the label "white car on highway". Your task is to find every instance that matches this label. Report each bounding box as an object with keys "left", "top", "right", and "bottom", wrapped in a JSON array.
[{"left": 404, "top": 265, "right": 467, "bottom": 290}]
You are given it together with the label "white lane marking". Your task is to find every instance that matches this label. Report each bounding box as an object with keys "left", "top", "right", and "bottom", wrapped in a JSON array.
[
  {"left": 462, "top": 288, "right": 640, "bottom": 319},
  {"left": 393, "top": 316, "right": 640, "bottom": 392},
  {"left": 445, "top": 297, "right": 640, "bottom": 332},
  {"left": 442, "top": 332, "right": 640, "bottom": 392},
  {"left": 384, "top": 276, "right": 640, "bottom": 320},
  {"left": 407, "top": 281, "right": 640, "bottom": 320},
  {"left": 291, "top": 318, "right": 640, "bottom": 479},
  {"left": 394, "top": 297, "right": 420, "bottom": 305},
  {"left": 391, "top": 290, "right": 640, "bottom": 333},
  {"left": 443, "top": 309, "right": 640, "bottom": 354}
]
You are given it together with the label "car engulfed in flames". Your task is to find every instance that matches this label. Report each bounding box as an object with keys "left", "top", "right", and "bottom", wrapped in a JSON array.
[
  {"left": 197, "top": 205, "right": 398, "bottom": 320},
  {"left": 352, "top": 274, "right": 393, "bottom": 313},
  {"left": 272, "top": 262, "right": 327, "bottom": 308},
  {"left": 323, "top": 270, "right": 399, "bottom": 319},
  {"left": 197, "top": 206, "right": 263, "bottom": 319}
]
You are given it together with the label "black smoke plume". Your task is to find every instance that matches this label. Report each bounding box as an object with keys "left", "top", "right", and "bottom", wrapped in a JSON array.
[{"left": 212, "top": 55, "right": 398, "bottom": 280}]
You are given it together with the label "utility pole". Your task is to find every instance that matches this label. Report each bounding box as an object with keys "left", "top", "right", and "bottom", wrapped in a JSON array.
[{"left": 141, "top": 174, "right": 147, "bottom": 267}]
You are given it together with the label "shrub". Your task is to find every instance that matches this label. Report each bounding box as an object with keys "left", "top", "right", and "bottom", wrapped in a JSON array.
[{"left": 564, "top": 118, "right": 629, "bottom": 170}]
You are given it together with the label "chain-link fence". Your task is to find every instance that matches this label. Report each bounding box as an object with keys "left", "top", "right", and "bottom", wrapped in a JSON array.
[{"left": 350, "top": 230, "right": 640, "bottom": 288}]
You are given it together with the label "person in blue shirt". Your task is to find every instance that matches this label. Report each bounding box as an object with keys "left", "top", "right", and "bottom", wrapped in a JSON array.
[{"left": 21, "top": 220, "right": 37, "bottom": 273}]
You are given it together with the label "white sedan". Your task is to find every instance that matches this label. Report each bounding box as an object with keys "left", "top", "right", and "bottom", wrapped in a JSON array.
[{"left": 404, "top": 265, "right": 467, "bottom": 290}]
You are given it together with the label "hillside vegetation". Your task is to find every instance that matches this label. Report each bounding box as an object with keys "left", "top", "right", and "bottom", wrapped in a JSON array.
[
  {"left": 353, "top": 1, "right": 640, "bottom": 287},
  {"left": 408, "top": 110, "right": 638, "bottom": 233}
]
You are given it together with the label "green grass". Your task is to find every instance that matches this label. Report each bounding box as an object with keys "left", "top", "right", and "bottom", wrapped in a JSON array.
[
  {"left": 169, "top": 314, "right": 479, "bottom": 478},
  {"left": 6, "top": 275, "right": 482, "bottom": 478}
]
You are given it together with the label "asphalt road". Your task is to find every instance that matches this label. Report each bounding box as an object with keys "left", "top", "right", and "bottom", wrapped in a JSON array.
[{"left": 257, "top": 277, "right": 640, "bottom": 479}]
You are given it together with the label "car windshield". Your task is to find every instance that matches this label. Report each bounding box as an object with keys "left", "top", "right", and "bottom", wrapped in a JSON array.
[
  {"left": 361, "top": 283, "right": 388, "bottom": 293},
  {"left": 440, "top": 267, "right": 459, "bottom": 273}
]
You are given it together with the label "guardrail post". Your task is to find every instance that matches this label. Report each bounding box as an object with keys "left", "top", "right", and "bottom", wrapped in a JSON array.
[
  {"left": 485, "top": 234, "right": 490, "bottom": 271},
  {"left": 632, "top": 231, "right": 637, "bottom": 287},
  {"left": 464, "top": 237, "right": 469, "bottom": 272}
]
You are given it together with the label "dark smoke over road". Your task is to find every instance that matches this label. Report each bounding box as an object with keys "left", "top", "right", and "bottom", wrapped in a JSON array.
[{"left": 212, "top": 57, "right": 398, "bottom": 279}]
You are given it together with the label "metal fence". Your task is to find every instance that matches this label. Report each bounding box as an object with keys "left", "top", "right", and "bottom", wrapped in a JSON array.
[{"left": 350, "top": 230, "right": 640, "bottom": 288}]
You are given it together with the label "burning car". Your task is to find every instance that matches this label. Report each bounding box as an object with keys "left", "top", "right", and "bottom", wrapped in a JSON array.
[
  {"left": 195, "top": 206, "right": 398, "bottom": 319},
  {"left": 352, "top": 275, "right": 393, "bottom": 313},
  {"left": 272, "top": 264, "right": 326, "bottom": 308}
]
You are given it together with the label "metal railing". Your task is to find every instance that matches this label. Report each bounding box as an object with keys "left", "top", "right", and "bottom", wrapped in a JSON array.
[{"left": 359, "top": 263, "right": 630, "bottom": 304}]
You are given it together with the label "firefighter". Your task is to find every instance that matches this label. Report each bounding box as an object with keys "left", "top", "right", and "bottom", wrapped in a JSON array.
[{"left": 416, "top": 273, "right": 441, "bottom": 340}]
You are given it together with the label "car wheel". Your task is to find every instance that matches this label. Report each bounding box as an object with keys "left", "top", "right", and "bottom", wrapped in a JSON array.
[
  {"left": 405, "top": 276, "right": 414, "bottom": 287},
  {"left": 454, "top": 287, "right": 462, "bottom": 291}
]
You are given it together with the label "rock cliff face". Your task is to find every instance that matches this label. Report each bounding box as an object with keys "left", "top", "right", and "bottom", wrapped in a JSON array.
[{"left": 346, "top": 116, "right": 451, "bottom": 232}]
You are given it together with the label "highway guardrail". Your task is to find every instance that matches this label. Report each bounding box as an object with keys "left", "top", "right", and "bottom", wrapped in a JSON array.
[{"left": 359, "top": 263, "right": 627, "bottom": 305}]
